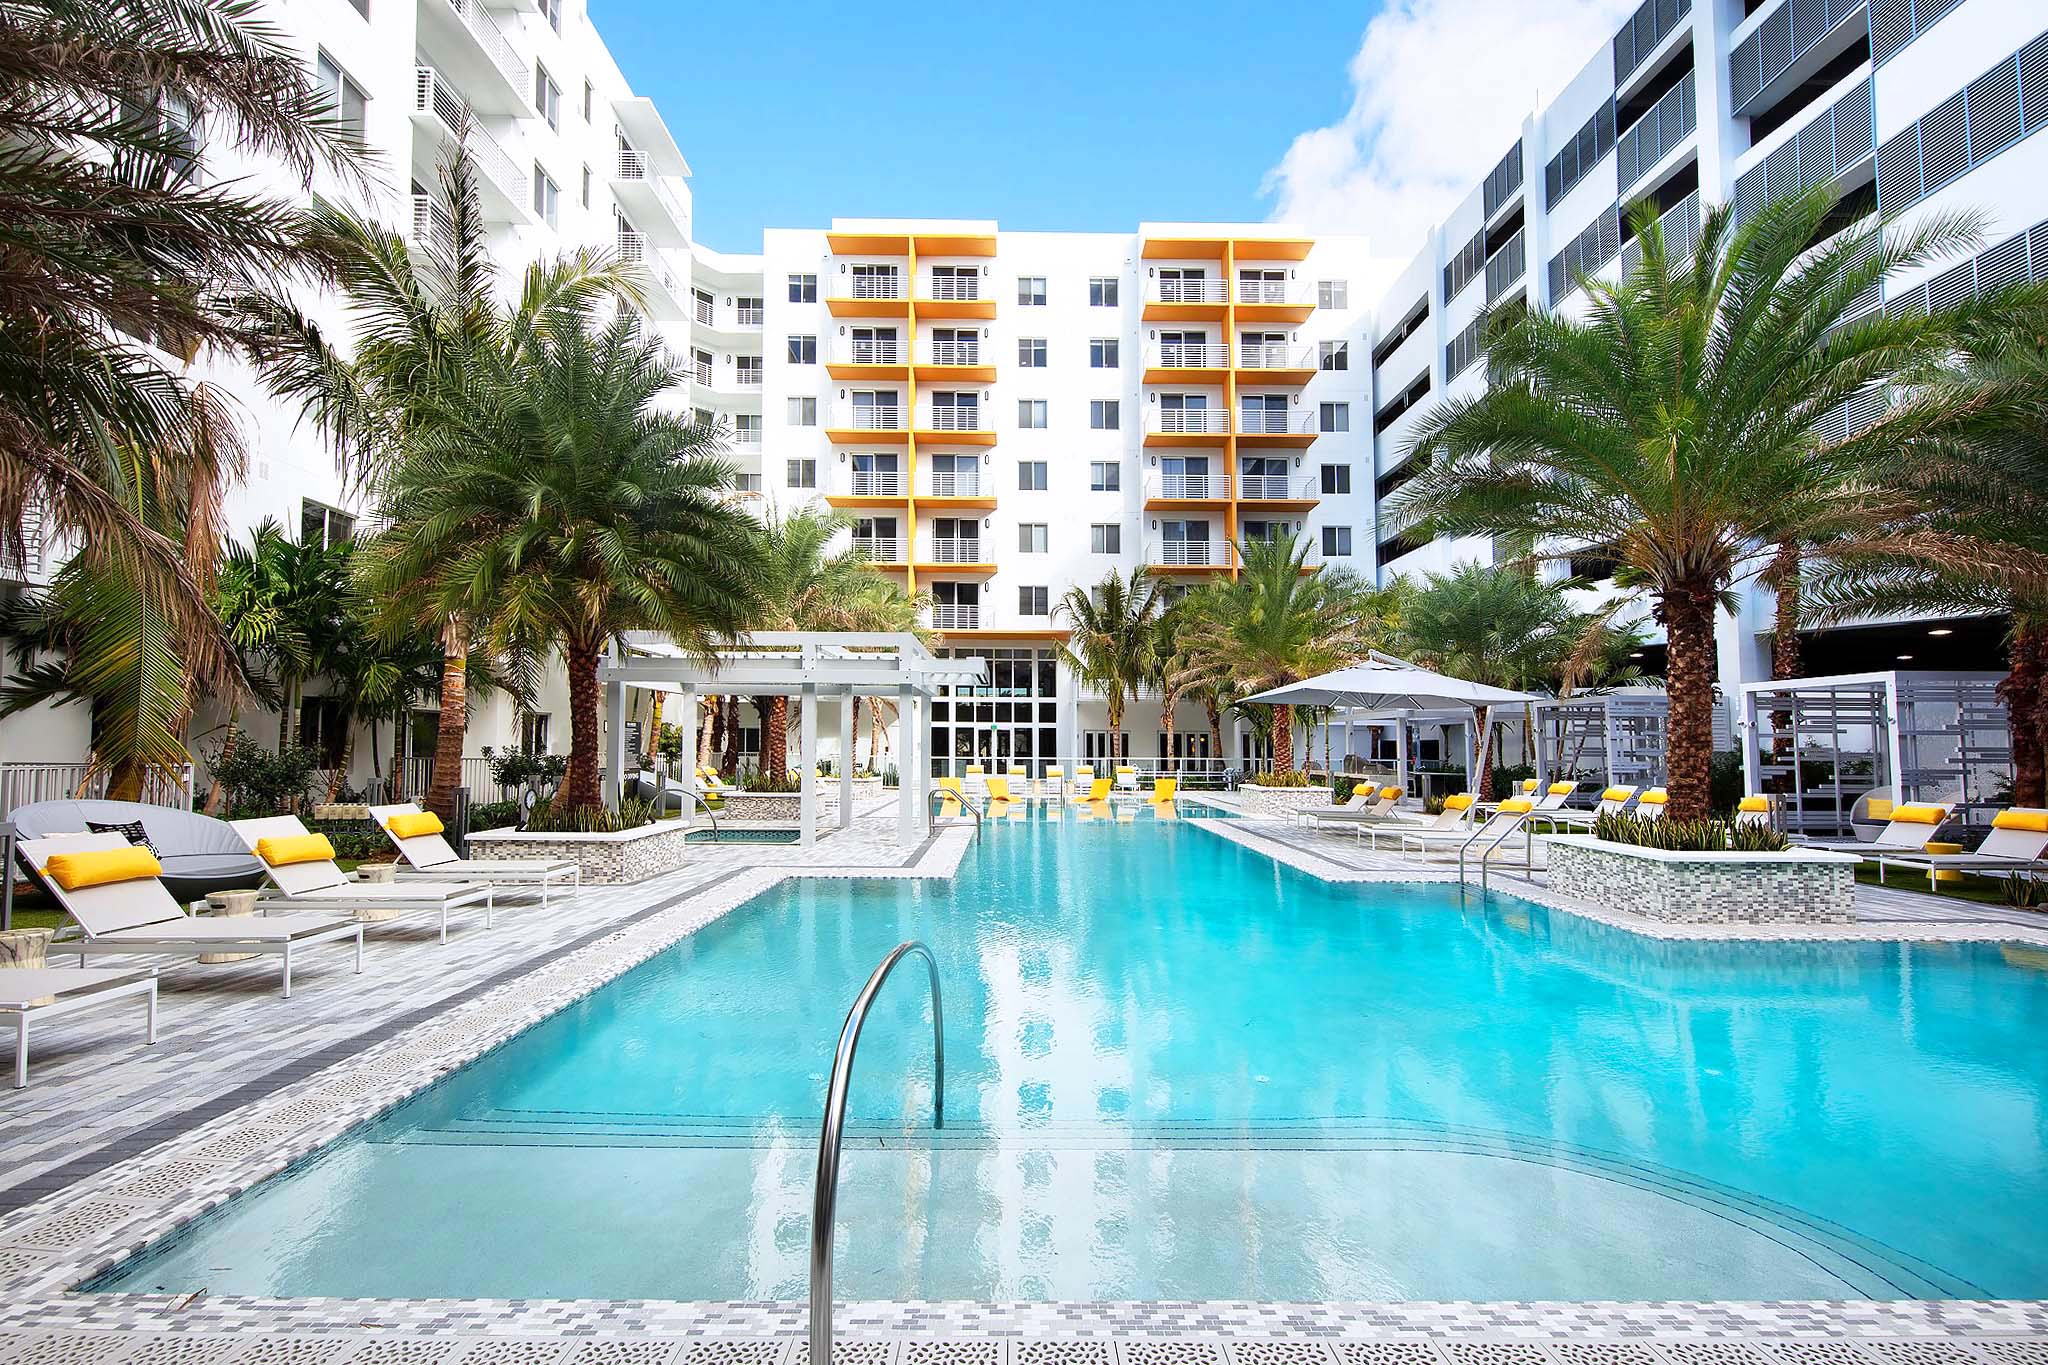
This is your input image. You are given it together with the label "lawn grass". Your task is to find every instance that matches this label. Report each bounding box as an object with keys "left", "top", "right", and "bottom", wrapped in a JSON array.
[{"left": 1851, "top": 861, "right": 2043, "bottom": 910}]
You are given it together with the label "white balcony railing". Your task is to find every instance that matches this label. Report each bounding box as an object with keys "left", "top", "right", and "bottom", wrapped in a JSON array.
[
  {"left": 1236, "top": 278, "right": 1294, "bottom": 305},
  {"left": 925, "top": 339, "right": 981, "bottom": 366},
  {"left": 1237, "top": 407, "right": 1315, "bottom": 436},
  {"left": 848, "top": 470, "right": 904, "bottom": 496},
  {"left": 1237, "top": 474, "right": 1296, "bottom": 499},
  {"left": 1151, "top": 540, "right": 1217, "bottom": 567},
  {"left": 1149, "top": 471, "right": 1221, "bottom": 500},
  {"left": 412, "top": 67, "right": 522, "bottom": 208},
  {"left": 1148, "top": 342, "right": 1229, "bottom": 368},
  {"left": 731, "top": 430, "right": 763, "bottom": 451},
  {"left": 847, "top": 338, "right": 902, "bottom": 364},
  {"left": 927, "top": 275, "right": 980, "bottom": 302},
  {"left": 847, "top": 273, "right": 905, "bottom": 300},
  {"left": 926, "top": 406, "right": 985, "bottom": 432},
  {"left": 617, "top": 229, "right": 680, "bottom": 298},
  {"left": 927, "top": 538, "right": 984, "bottom": 564},
  {"left": 0, "top": 493, "right": 47, "bottom": 581},
  {"left": 436, "top": 0, "right": 527, "bottom": 95},
  {"left": 613, "top": 148, "right": 690, "bottom": 233},
  {"left": 735, "top": 367, "right": 763, "bottom": 386},
  {"left": 736, "top": 304, "right": 765, "bottom": 326},
  {"left": 409, "top": 193, "right": 456, "bottom": 257},
  {"left": 1150, "top": 278, "right": 1228, "bottom": 304},
  {"left": 846, "top": 405, "right": 904, "bottom": 429},
  {"left": 928, "top": 470, "right": 981, "bottom": 497},
  {"left": 1150, "top": 408, "right": 1230, "bottom": 436},
  {"left": 929, "top": 603, "right": 981, "bottom": 630},
  {"left": 1236, "top": 343, "right": 1308, "bottom": 370},
  {"left": 852, "top": 536, "right": 903, "bottom": 562}
]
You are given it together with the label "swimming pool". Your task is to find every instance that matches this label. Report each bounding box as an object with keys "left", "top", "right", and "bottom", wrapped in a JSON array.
[{"left": 98, "top": 809, "right": 2048, "bottom": 1303}]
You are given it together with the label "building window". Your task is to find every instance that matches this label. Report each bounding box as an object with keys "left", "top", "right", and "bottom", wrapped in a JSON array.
[
  {"left": 1320, "top": 464, "right": 1352, "bottom": 495},
  {"left": 1089, "top": 338, "right": 1119, "bottom": 368},
  {"left": 537, "top": 0, "right": 561, "bottom": 31},
  {"left": 1019, "top": 585, "right": 1051, "bottom": 616},
  {"left": 346, "top": 0, "right": 368, "bottom": 17},
  {"left": 1018, "top": 337, "right": 1047, "bottom": 367},
  {"left": 1317, "top": 280, "right": 1348, "bottom": 308},
  {"left": 787, "top": 335, "right": 817, "bottom": 364},
  {"left": 534, "top": 63, "right": 560, "bottom": 129},
  {"left": 1319, "top": 401, "right": 1350, "bottom": 433},
  {"left": 314, "top": 52, "right": 368, "bottom": 141},
  {"left": 532, "top": 165, "right": 558, "bottom": 226},
  {"left": 582, "top": 80, "right": 593, "bottom": 121},
  {"left": 1090, "top": 400, "right": 1119, "bottom": 430},
  {"left": 734, "top": 413, "right": 761, "bottom": 442},
  {"left": 1018, "top": 276, "right": 1047, "bottom": 305},
  {"left": 787, "top": 396, "right": 817, "bottom": 426},
  {"left": 579, "top": 163, "right": 592, "bottom": 208},
  {"left": 1090, "top": 461, "right": 1120, "bottom": 492},
  {"left": 1321, "top": 526, "right": 1353, "bottom": 557},
  {"left": 736, "top": 355, "right": 762, "bottom": 384},
  {"left": 787, "top": 273, "right": 817, "bottom": 303},
  {"left": 520, "top": 711, "right": 550, "bottom": 752},
  {"left": 1089, "top": 277, "right": 1119, "bottom": 306},
  {"left": 786, "top": 459, "right": 817, "bottom": 489},
  {"left": 300, "top": 499, "right": 356, "bottom": 548},
  {"left": 1019, "top": 523, "right": 1048, "bottom": 553},
  {"left": 1018, "top": 400, "right": 1047, "bottom": 429},
  {"left": 1018, "top": 460, "right": 1048, "bottom": 490},
  {"left": 1090, "top": 523, "right": 1121, "bottom": 554},
  {"left": 1318, "top": 340, "right": 1349, "bottom": 371}
]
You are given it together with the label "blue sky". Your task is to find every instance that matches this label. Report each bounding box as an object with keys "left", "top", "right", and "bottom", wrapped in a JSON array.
[{"left": 587, "top": 0, "right": 1378, "bottom": 253}]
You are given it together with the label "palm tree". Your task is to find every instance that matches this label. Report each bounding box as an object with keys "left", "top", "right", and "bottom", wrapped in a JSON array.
[
  {"left": 1394, "top": 185, "right": 2002, "bottom": 821},
  {"left": 1056, "top": 569, "right": 1161, "bottom": 764},
  {"left": 1172, "top": 535, "right": 1379, "bottom": 774},
  {"left": 362, "top": 308, "right": 766, "bottom": 815},
  {"left": 0, "top": 0, "right": 367, "bottom": 649}
]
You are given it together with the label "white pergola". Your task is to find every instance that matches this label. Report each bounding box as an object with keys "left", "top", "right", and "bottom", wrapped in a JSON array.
[{"left": 598, "top": 631, "right": 988, "bottom": 846}]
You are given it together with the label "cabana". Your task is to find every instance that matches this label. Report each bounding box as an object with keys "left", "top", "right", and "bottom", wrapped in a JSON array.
[
  {"left": 598, "top": 632, "right": 989, "bottom": 847},
  {"left": 1534, "top": 689, "right": 1671, "bottom": 791}
]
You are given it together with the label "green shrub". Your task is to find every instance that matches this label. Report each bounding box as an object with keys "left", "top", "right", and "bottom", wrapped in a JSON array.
[
  {"left": 2002, "top": 874, "right": 2048, "bottom": 909},
  {"left": 1332, "top": 775, "right": 1359, "bottom": 804},
  {"left": 739, "top": 771, "right": 803, "bottom": 793},
  {"left": 1591, "top": 810, "right": 1791, "bottom": 853},
  {"left": 882, "top": 765, "right": 900, "bottom": 788},
  {"left": 214, "top": 742, "right": 324, "bottom": 815},
  {"left": 468, "top": 799, "right": 520, "bottom": 832},
  {"left": 522, "top": 795, "right": 660, "bottom": 833},
  {"left": 304, "top": 819, "right": 389, "bottom": 861},
  {"left": 1250, "top": 770, "right": 1319, "bottom": 789},
  {"left": 482, "top": 746, "right": 565, "bottom": 794}
]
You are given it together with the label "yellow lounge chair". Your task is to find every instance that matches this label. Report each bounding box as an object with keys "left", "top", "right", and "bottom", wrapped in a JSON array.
[
  {"left": 1077, "top": 777, "right": 1113, "bottom": 805},
  {"left": 1146, "top": 777, "right": 1178, "bottom": 806},
  {"left": 985, "top": 775, "right": 1014, "bottom": 804},
  {"left": 933, "top": 775, "right": 965, "bottom": 817}
]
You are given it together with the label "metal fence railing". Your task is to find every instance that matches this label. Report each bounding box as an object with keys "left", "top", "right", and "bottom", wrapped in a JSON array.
[{"left": 0, "top": 762, "right": 195, "bottom": 819}]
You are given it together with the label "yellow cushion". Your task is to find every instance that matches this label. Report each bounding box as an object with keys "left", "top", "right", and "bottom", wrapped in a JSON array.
[
  {"left": 1638, "top": 790, "right": 1669, "bottom": 805},
  {"left": 1601, "top": 787, "right": 1634, "bottom": 801},
  {"left": 1737, "top": 796, "right": 1771, "bottom": 813},
  {"left": 1379, "top": 786, "right": 1403, "bottom": 799},
  {"left": 1519, "top": 780, "right": 1538, "bottom": 792},
  {"left": 1498, "top": 798, "right": 1535, "bottom": 813},
  {"left": 1865, "top": 797, "right": 1894, "bottom": 821},
  {"left": 1547, "top": 782, "right": 1576, "bottom": 795},
  {"left": 385, "top": 811, "right": 444, "bottom": 839},
  {"left": 1993, "top": 810, "right": 2048, "bottom": 832},
  {"left": 1890, "top": 804, "right": 1947, "bottom": 825},
  {"left": 1444, "top": 794, "right": 1475, "bottom": 811},
  {"left": 41, "top": 847, "right": 162, "bottom": 891},
  {"left": 255, "top": 833, "right": 337, "bottom": 867}
]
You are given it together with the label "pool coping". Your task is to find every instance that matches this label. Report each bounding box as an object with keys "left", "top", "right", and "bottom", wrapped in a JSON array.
[{"left": 3, "top": 807, "right": 2047, "bottom": 1346}]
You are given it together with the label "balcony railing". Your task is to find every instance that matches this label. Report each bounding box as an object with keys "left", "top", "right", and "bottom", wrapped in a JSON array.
[
  {"left": 1150, "top": 278, "right": 1227, "bottom": 304},
  {"left": 853, "top": 536, "right": 903, "bottom": 562},
  {"left": 1237, "top": 474, "right": 1296, "bottom": 500},
  {"left": 1485, "top": 227, "right": 1527, "bottom": 305},
  {"left": 412, "top": 67, "right": 522, "bottom": 208},
  {"left": 925, "top": 339, "right": 981, "bottom": 366},
  {"left": 1149, "top": 471, "right": 1221, "bottom": 500},
  {"left": 736, "top": 304, "right": 765, "bottom": 326},
  {"left": 735, "top": 367, "right": 763, "bottom": 386},
  {"left": 848, "top": 338, "right": 902, "bottom": 364},
  {"left": 731, "top": 430, "right": 763, "bottom": 451},
  {"left": 927, "top": 470, "right": 981, "bottom": 497},
  {"left": 848, "top": 470, "right": 904, "bottom": 496},
  {"left": 1151, "top": 540, "right": 1218, "bottom": 567},
  {"left": 927, "top": 538, "right": 983, "bottom": 564},
  {"left": 846, "top": 405, "right": 904, "bottom": 429},
  {"left": 1616, "top": 70, "right": 1696, "bottom": 193},
  {"left": 0, "top": 493, "right": 47, "bottom": 581},
  {"left": 409, "top": 193, "right": 457, "bottom": 257},
  {"left": 847, "top": 274, "right": 905, "bottom": 300},
  {"left": 929, "top": 603, "right": 980, "bottom": 630},
  {"left": 616, "top": 229, "right": 679, "bottom": 297},
  {"left": 613, "top": 148, "right": 690, "bottom": 233},
  {"left": 435, "top": 0, "right": 527, "bottom": 96},
  {"left": 1148, "top": 342, "right": 1228, "bottom": 368},
  {"left": 1237, "top": 407, "right": 1313, "bottom": 436},
  {"left": 1150, "top": 408, "right": 1230, "bottom": 435},
  {"left": 1619, "top": 190, "right": 1703, "bottom": 277},
  {"left": 926, "top": 406, "right": 984, "bottom": 432},
  {"left": 1236, "top": 343, "right": 1307, "bottom": 370},
  {"left": 1236, "top": 278, "right": 1294, "bottom": 305},
  {"left": 927, "top": 275, "right": 981, "bottom": 302}
]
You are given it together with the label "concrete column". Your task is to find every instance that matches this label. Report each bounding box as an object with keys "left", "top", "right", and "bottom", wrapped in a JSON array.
[
  {"left": 603, "top": 672, "right": 626, "bottom": 810},
  {"left": 799, "top": 683, "right": 818, "bottom": 848},
  {"left": 838, "top": 691, "right": 854, "bottom": 829},
  {"left": 896, "top": 683, "right": 918, "bottom": 844}
]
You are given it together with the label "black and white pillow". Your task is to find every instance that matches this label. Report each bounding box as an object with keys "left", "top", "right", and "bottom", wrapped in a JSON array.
[{"left": 87, "top": 819, "right": 160, "bottom": 859}]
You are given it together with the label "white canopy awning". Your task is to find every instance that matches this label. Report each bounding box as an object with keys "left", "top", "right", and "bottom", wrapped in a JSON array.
[{"left": 1242, "top": 652, "right": 1543, "bottom": 712}]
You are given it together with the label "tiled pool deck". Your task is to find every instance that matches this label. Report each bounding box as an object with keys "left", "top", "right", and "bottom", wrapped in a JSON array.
[{"left": 3, "top": 795, "right": 2047, "bottom": 1361}]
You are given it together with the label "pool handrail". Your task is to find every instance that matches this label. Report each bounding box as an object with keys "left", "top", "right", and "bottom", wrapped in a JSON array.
[
  {"left": 927, "top": 787, "right": 982, "bottom": 832},
  {"left": 810, "top": 940, "right": 944, "bottom": 1365}
]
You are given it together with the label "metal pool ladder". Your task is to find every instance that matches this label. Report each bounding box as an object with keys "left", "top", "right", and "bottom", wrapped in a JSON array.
[
  {"left": 810, "top": 941, "right": 944, "bottom": 1365},
  {"left": 927, "top": 788, "right": 981, "bottom": 834}
]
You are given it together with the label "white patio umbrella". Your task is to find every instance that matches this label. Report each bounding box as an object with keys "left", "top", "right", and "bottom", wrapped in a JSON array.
[{"left": 1242, "top": 651, "right": 1546, "bottom": 793}]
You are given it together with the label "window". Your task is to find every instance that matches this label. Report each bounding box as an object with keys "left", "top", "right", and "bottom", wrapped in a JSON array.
[
  {"left": 534, "top": 63, "right": 560, "bottom": 129},
  {"left": 1017, "top": 337, "right": 1047, "bottom": 367},
  {"left": 1321, "top": 526, "right": 1353, "bottom": 557},
  {"left": 1018, "top": 461, "right": 1048, "bottom": 490},
  {"left": 1090, "top": 523, "right": 1122, "bottom": 554},
  {"left": 1090, "top": 461, "right": 1120, "bottom": 492},
  {"left": 735, "top": 355, "right": 762, "bottom": 385},
  {"left": 786, "top": 335, "right": 817, "bottom": 364},
  {"left": 537, "top": 0, "right": 561, "bottom": 31},
  {"left": 314, "top": 52, "right": 367, "bottom": 141},
  {"left": 1017, "top": 276, "right": 1047, "bottom": 305},
  {"left": 1019, "top": 586, "right": 1051, "bottom": 616},
  {"left": 346, "top": 0, "right": 368, "bottom": 16},
  {"left": 786, "top": 396, "right": 817, "bottom": 426},
  {"left": 583, "top": 80, "right": 593, "bottom": 121},
  {"left": 1018, "top": 400, "right": 1047, "bottom": 429},
  {"left": 531, "top": 165, "right": 558, "bottom": 226},
  {"left": 1089, "top": 338, "right": 1119, "bottom": 368},
  {"left": 1319, "top": 464, "right": 1352, "bottom": 495},
  {"left": 734, "top": 413, "right": 761, "bottom": 443},
  {"left": 786, "top": 459, "right": 817, "bottom": 489},
  {"left": 1317, "top": 280, "right": 1348, "bottom": 309},
  {"left": 520, "top": 711, "right": 550, "bottom": 753},
  {"left": 1318, "top": 340, "right": 1349, "bottom": 371},
  {"left": 1019, "top": 523, "right": 1048, "bottom": 553},
  {"left": 1089, "top": 400, "right": 1119, "bottom": 430},
  {"left": 300, "top": 499, "right": 356, "bottom": 548},
  {"left": 787, "top": 273, "right": 817, "bottom": 303},
  {"left": 1089, "top": 277, "right": 1119, "bottom": 306},
  {"left": 1319, "top": 401, "right": 1350, "bottom": 433}
]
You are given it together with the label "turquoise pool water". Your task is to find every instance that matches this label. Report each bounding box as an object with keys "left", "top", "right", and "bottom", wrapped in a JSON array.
[{"left": 99, "top": 809, "right": 2048, "bottom": 1303}]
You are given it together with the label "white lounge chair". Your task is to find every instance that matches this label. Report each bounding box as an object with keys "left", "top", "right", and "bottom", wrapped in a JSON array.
[
  {"left": 1733, "top": 794, "right": 1778, "bottom": 829},
  {"left": 0, "top": 966, "right": 158, "bottom": 1088},
  {"left": 1301, "top": 785, "right": 1404, "bottom": 829},
  {"left": 1359, "top": 794, "right": 1478, "bottom": 849},
  {"left": 230, "top": 816, "right": 494, "bottom": 944},
  {"left": 19, "top": 833, "right": 362, "bottom": 998},
  {"left": 366, "top": 803, "right": 581, "bottom": 906},
  {"left": 1873, "top": 808, "right": 2048, "bottom": 889},
  {"left": 1397, "top": 799, "right": 1536, "bottom": 863},
  {"left": 1545, "top": 784, "right": 1640, "bottom": 830},
  {"left": 1796, "top": 801, "right": 1953, "bottom": 853},
  {"left": 1634, "top": 788, "right": 1671, "bottom": 820}
]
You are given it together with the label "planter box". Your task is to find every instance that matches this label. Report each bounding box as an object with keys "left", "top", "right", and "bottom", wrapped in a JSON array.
[
  {"left": 1542, "top": 835, "right": 1860, "bottom": 924},
  {"left": 466, "top": 819, "right": 691, "bottom": 885},
  {"left": 1236, "top": 784, "right": 1335, "bottom": 818},
  {"left": 717, "top": 792, "right": 803, "bottom": 823}
]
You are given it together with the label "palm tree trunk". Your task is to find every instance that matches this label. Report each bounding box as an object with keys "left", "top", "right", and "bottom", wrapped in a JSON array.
[
  {"left": 1765, "top": 540, "right": 1802, "bottom": 763},
  {"left": 1660, "top": 585, "right": 1719, "bottom": 822},
  {"left": 1272, "top": 705, "right": 1294, "bottom": 775},
  {"left": 391, "top": 713, "right": 408, "bottom": 802},
  {"left": 325, "top": 724, "right": 356, "bottom": 802},
  {"left": 704, "top": 696, "right": 724, "bottom": 769},
  {"left": 1204, "top": 694, "right": 1221, "bottom": 769},
  {"left": 562, "top": 636, "right": 604, "bottom": 812},
  {"left": 1999, "top": 621, "right": 2046, "bottom": 808},
  {"left": 423, "top": 625, "right": 468, "bottom": 822},
  {"left": 1107, "top": 693, "right": 1123, "bottom": 763},
  {"left": 645, "top": 692, "right": 664, "bottom": 766},
  {"left": 760, "top": 695, "right": 788, "bottom": 777},
  {"left": 279, "top": 678, "right": 299, "bottom": 752},
  {"left": 204, "top": 704, "right": 239, "bottom": 814},
  {"left": 720, "top": 699, "right": 743, "bottom": 779}
]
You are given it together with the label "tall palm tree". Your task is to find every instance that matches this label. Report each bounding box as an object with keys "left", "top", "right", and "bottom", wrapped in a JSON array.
[
  {"left": 1395, "top": 185, "right": 2002, "bottom": 821},
  {"left": 362, "top": 308, "right": 766, "bottom": 815},
  {"left": 1172, "top": 535, "right": 1378, "bottom": 774},
  {"left": 1056, "top": 569, "right": 1161, "bottom": 764}
]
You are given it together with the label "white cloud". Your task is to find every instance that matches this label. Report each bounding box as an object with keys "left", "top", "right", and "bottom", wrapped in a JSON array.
[{"left": 1263, "top": 0, "right": 1638, "bottom": 259}]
